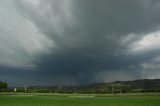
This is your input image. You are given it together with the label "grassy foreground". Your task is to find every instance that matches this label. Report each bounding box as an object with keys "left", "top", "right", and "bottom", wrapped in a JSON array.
[{"left": 0, "top": 93, "right": 160, "bottom": 106}]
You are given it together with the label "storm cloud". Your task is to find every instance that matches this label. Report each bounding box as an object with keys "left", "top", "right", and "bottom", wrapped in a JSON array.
[{"left": 1, "top": 0, "right": 160, "bottom": 86}]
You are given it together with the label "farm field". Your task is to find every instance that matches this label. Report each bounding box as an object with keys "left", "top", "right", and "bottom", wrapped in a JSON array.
[{"left": 0, "top": 93, "right": 160, "bottom": 106}]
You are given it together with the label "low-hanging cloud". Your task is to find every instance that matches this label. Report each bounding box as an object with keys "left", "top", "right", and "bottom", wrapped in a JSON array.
[{"left": 1, "top": 0, "right": 160, "bottom": 86}]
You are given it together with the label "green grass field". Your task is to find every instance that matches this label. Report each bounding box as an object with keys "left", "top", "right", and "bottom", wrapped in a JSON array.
[{"left": 0, "top": 93, "right": 160, "bottom": 106}]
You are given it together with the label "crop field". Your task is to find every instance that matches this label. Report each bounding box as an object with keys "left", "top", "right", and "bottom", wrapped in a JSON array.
[{"left": 0, "top": 93, "right": 160, "bottom": 106}]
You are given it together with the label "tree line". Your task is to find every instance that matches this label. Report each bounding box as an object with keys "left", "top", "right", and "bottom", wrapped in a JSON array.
[
  {"left": 13, "top": 79, "right": 160, "bottom": 93},
  {"left": 0, "top": 81, "right": 8, "bottom": 92},
  {"left": 1, "top": 79, "right": 160, "bottom": 93}
]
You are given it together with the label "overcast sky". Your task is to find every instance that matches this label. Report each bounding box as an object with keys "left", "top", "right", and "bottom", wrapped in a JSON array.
[{"left": 1, "top": 0, "right": 160, "bottom": 86}]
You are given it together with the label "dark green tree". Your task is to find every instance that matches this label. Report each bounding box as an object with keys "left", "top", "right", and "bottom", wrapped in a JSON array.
[{"left": 0, "top": 81, "right": 8, "bottom": 91}]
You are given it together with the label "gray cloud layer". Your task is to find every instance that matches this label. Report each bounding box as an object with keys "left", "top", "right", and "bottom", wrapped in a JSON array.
[{"left": 1, "top": 0, "right": 160, "bottom": 86}]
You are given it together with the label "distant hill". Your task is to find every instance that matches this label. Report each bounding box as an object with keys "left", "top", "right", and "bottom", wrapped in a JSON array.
[
  {"left": 87, "top": 79, "right": 160, "bottom": 93},
  {"left": 113, "top": 79, "right": 160, "bottom": 91}
]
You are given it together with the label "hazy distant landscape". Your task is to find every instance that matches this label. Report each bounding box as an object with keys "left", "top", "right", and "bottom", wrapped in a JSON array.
[{"left": 1, "top": 79, "right": 160, "bottom": 94}]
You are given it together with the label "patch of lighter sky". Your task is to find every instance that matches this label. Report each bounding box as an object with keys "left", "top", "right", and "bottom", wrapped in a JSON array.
[
  {"left": 0, "top": 1, "right": 54, "bottom": 69},
  {"left": 27, "top": 0, "right": 40, "bottom": 5},
  {"left": 129, "top": 31, "right": 160, "bottom": 53}
]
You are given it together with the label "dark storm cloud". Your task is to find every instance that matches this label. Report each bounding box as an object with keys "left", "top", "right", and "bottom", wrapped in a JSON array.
[{"left": 1, "top": 0, "right": 160, "bottom": 86}]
